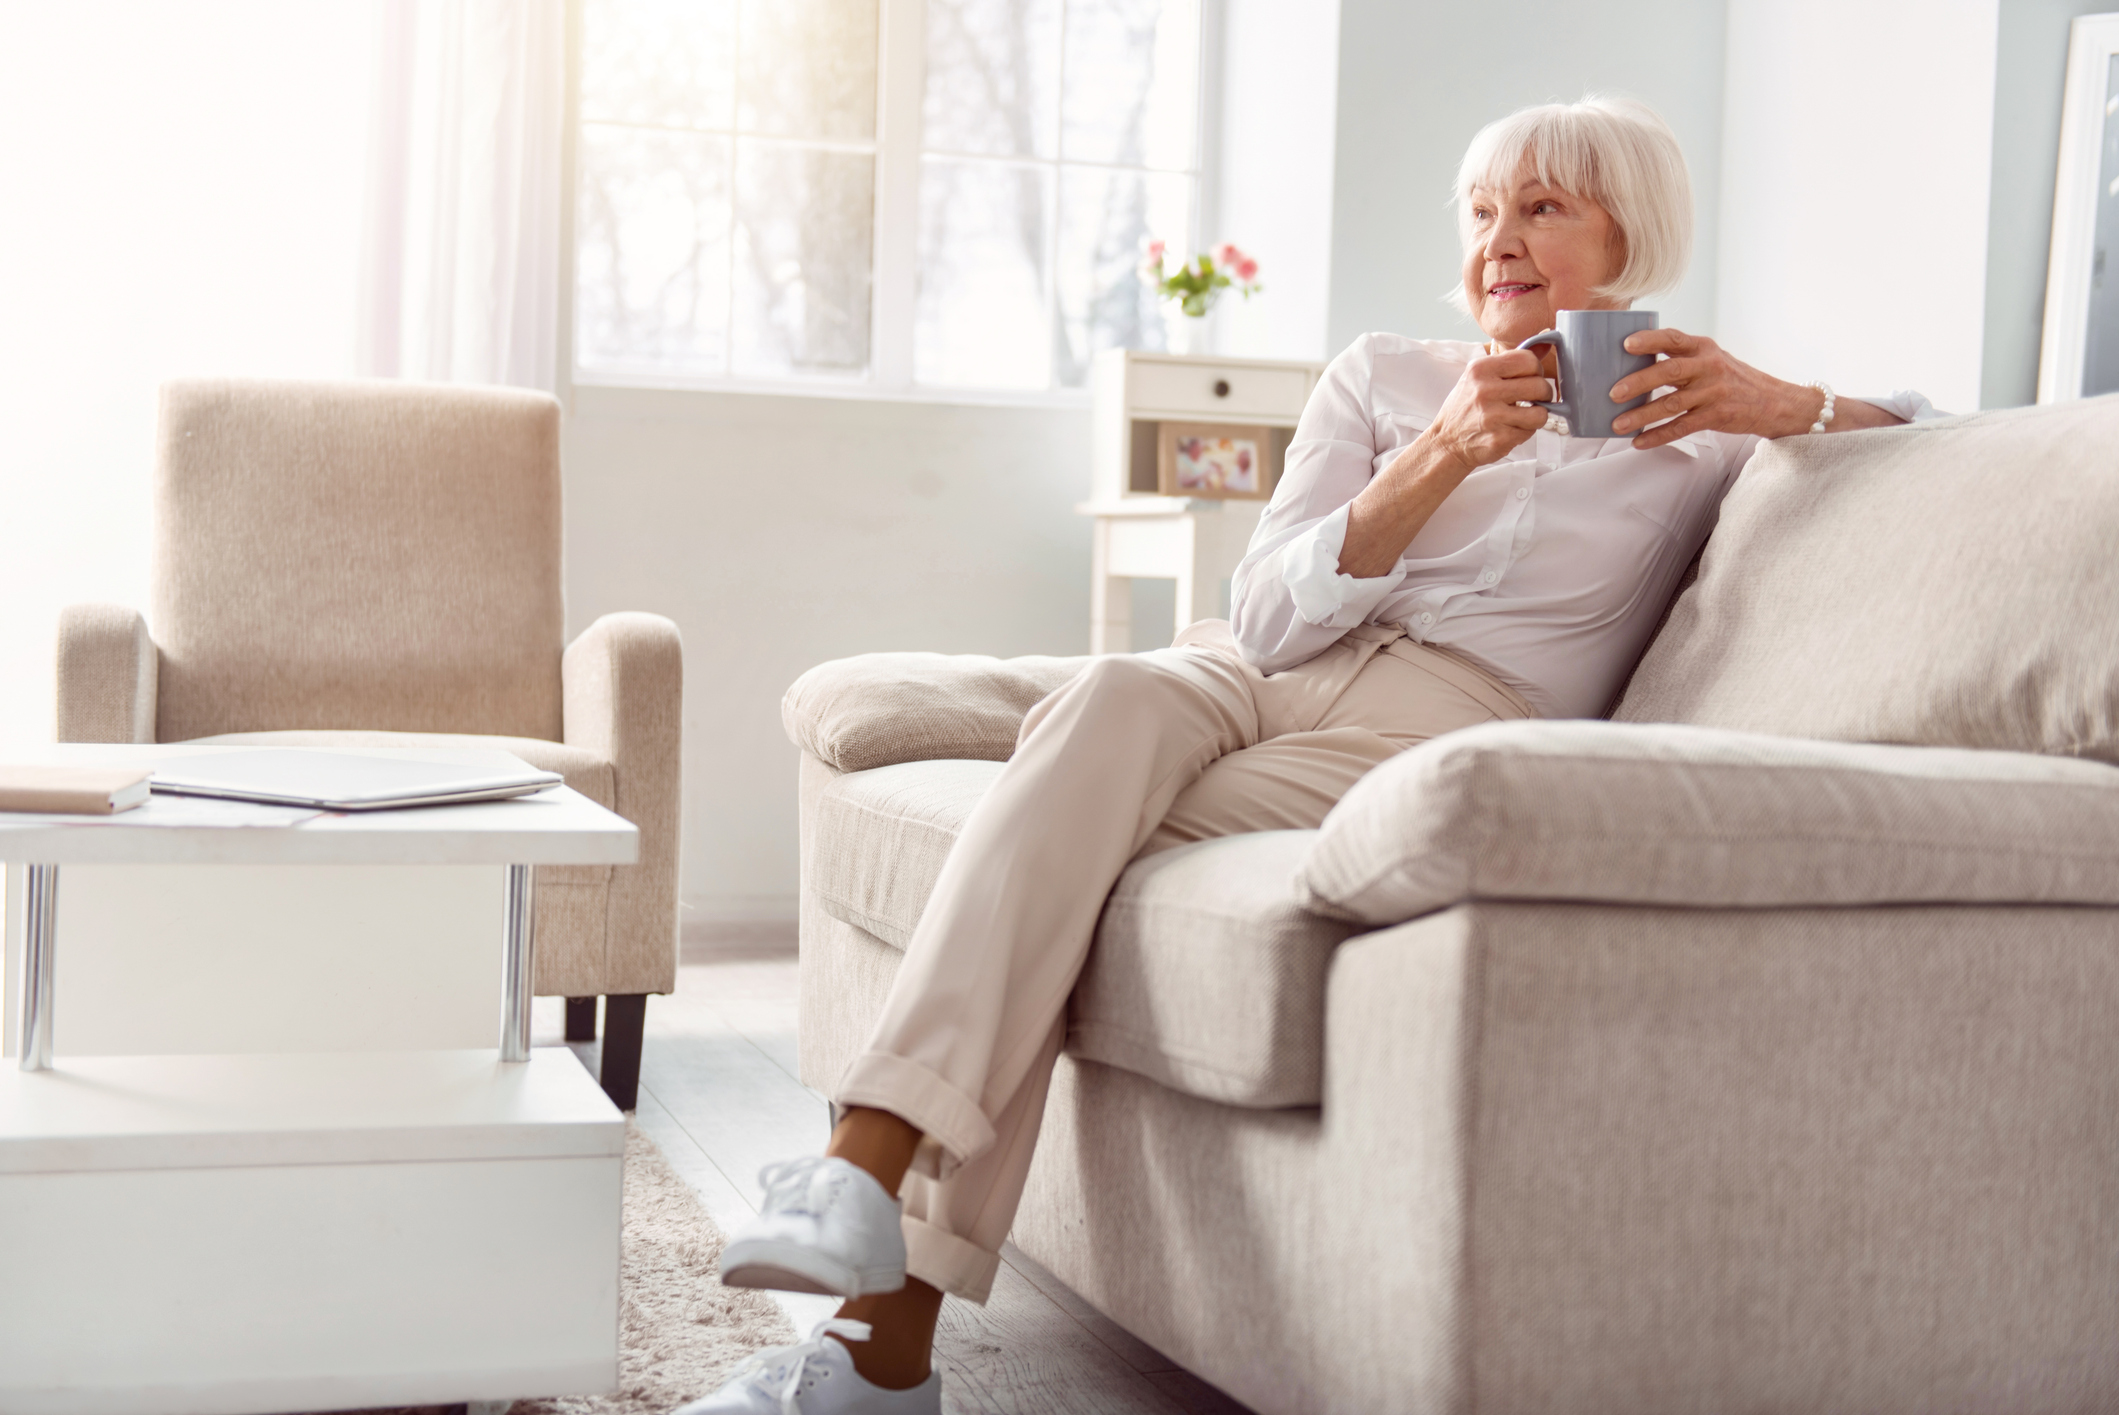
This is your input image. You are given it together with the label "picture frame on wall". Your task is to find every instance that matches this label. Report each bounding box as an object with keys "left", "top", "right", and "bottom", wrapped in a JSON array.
[
  {"left": 1156, "top": 422, "right": 1280, "bottom": 500},
  {"left": 2038, "top": 12, "right": 2119, "bottom": 402}
]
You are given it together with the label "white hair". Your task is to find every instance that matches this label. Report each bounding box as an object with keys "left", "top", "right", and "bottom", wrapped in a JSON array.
[{"left": 1450, "top": 95, "right": 1692, "bottom": 311}]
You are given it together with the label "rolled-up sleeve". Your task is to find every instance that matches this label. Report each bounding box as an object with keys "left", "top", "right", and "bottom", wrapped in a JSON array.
[{"left": 1230, "top": 336, "right": 1404, "bottom": 675}]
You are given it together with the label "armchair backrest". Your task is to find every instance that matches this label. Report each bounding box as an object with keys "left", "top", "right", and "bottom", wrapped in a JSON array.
[{"left": 151, "top": 378, "right": 565, "bottom": 743}]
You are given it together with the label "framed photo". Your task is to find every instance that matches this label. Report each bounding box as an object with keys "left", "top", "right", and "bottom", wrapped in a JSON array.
[
  {"left": 2037, "top": 13, "right": 2119, "bottom": 402},
  {"left": 1156, "top": 421, "right": 1278, "bottom": 500}
]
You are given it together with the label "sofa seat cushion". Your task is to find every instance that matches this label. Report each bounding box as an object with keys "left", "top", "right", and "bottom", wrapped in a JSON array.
[
  {"left": 1299, "top": 718, "right": 2119, "bottom": 927},
  {"left": 183, "top": 729, "right": 616, "bottom": 886},
  {"left": 811, "top": 760, "right": 1354, "bottom": 1107},
  {"left": 1072, "top": 830, "right": 1358, "bottom": 1107}
]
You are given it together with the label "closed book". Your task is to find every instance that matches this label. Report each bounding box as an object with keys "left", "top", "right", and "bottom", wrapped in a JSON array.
[{"left": 0, "top": 766, "right": 153, "bottom": 815}]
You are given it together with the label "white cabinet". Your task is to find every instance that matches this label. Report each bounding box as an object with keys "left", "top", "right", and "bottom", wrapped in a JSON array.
[{"left": 1079, "top": 349, "right": 1322, "bottom": 652}]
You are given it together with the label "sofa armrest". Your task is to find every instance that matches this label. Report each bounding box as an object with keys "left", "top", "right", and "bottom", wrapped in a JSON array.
[
  {"left": 1298, "top": 718, "right": 2119, "bottom": 926},
  {"left": 564, "top": 611, "right": 683, "bottom": 993},
  {"left": 56, "top": 604, "right": 158, "bottom": 743},
  {"left": 782, "top": 652, "right": 1092, "bottom": 773}
]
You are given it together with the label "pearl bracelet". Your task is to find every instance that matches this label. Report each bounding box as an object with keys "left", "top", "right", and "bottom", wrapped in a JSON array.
[{"left": 1807, "top": 381, "right": 1836, "bottom": 435}]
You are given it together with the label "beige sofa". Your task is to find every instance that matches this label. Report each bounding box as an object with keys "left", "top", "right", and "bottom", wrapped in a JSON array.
[
  {"left": 785, "top": 395, "right": 2119, "bottom": 1414},
  {"left": 56, "top": 379, "right": 682, "bottom": 1108}
]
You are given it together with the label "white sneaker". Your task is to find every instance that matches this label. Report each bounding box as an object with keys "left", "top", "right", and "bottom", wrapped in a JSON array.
[
  {"left": 671, "top": 1319, "right": 941, "bottom": 1414},
  {"left": 719, "top": 1156, "right": 908, "bottom": 1297}
]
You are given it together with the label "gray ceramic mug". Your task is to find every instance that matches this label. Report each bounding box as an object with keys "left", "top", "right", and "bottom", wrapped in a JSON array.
[{"left": 1519, "top": 309, "right": 1659, "bottom": 438}]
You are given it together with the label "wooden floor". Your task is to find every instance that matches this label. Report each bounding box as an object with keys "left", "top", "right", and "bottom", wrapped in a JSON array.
[{"left": 532, "top": 950, "right": 1255, "bottom": 1415}]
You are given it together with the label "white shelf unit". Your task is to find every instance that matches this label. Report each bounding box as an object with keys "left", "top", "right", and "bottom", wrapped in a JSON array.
[{"left": 1080, "top": 349, "right": 1322, "bottom": 652}]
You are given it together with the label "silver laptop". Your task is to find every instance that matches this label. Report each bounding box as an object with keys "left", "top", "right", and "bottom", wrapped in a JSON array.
[{"left": 149, "top": 750, "right": 564, "bottom": 811}]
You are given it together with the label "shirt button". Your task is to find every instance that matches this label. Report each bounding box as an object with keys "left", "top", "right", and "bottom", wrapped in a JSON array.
[
  {"left": 1515, "top": 487, "right": 1530, "bottom": 500},
  {"left": 1418, "top": 612, "right": 1435, "bottom": 626},
  {"left": 1481, "top": 569, "right": 1499, "bottom": 584}
]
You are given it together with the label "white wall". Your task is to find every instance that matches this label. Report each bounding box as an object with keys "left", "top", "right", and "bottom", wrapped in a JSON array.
[
  {"left": 561, "top": 386, "right": 1090, "bottom": 933},
  {"left": 1325, "top": 0, "right": 1728, "bottom": 355},
  {"left": 0, "top": 3, "right": 369, "bottom": 749},
  {"left": 1717, "top": 0, "right": 1998, "bottom": 413},
  {"left": 1205, "top": 0, "right": 1344, "bottom": 361}
]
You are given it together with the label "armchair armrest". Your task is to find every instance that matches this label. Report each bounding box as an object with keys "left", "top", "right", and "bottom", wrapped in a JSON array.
[
  {"left": 1298, "top": 719, "right": 2119, "bottom": 926},
  {"left": 564, "top": 611, "right": 683, "bottom": 993},
  {"left": 782, "top": 652, "right": 1092, "bottom": 773},
  {"left": 56, "top": 604, "right": 158, "bottom": 743}
]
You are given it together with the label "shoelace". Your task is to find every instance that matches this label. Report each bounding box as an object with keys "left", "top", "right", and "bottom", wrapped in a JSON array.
[
  {"left": 757, "top": 1156, "right": 842, "bottom": 1218},
  {"left": 726, "top": 1317, "right": 873, "bottom": 1414}
]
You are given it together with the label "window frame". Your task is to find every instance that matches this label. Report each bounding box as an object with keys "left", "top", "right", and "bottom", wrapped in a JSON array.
[{"left": 559, "top": 0, "right": 1213, "bottom": 408}]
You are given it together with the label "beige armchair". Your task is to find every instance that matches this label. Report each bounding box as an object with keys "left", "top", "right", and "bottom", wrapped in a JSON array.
[{"left": 54, "top": 378, "right": 681, "bottom": 1108}]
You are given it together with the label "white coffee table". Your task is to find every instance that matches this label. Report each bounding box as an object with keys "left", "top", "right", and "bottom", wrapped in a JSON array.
[{"left": 0, "top": 745, "right": 638, "bottom": 1415}]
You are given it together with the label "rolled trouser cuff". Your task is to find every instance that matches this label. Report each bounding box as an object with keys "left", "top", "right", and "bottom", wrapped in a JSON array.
[
  {"left": 903, "top": 1213, "right": 1001, "bottom": 1304},
  {"left": 835, "top": 1049, "right": 996, "bottom": 1178}
]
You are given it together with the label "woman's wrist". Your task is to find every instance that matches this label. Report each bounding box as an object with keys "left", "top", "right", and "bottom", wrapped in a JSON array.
[
  {"left": 1338, "top": 431, "right": 1472, "bottom": 578},
  {"left": 1767, "top": 378, "right": 1828, "bottom": 439}
]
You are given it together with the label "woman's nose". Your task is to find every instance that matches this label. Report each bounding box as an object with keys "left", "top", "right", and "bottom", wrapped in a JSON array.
[{"left": 1483, "top": 214, "right": 1527, "bottom": 260}]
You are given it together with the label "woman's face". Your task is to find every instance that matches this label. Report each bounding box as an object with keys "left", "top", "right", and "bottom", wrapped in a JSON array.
[{"left": 1461, "top": 173, "right": 1627, "bottom": 347}]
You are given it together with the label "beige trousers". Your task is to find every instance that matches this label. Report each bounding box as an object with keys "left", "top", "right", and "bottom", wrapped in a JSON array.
[{"left": 833, "top": 621, "right": 1534, "bottom": 1301}]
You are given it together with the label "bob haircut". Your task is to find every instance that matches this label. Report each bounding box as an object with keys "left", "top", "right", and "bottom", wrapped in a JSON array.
[{"left": 1450, "top": 95, "right": 1692, "bottom": 311}]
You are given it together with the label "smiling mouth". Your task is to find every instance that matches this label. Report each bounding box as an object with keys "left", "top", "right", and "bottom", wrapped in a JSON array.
[{"left": 1488, "top": 282, "right": 1542, "bottom": 301}]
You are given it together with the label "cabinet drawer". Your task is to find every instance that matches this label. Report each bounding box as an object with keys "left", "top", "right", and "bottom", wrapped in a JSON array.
[{"left": 1130, "top": 361, "right": 1310, "bottom": 419}]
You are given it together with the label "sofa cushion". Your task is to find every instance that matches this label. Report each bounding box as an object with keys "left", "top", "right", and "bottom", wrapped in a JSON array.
[
  {"left": 810, "top": 760, "right": 1353, "bottom": 1107},
  {"left": 1615, "top": 396, "right": 2119, "bottom": 761},
  {"left": 809, "top": 759, "right": 1004, "bottom": 948},
  {"left": 784, "top": 652, "right": 1092, "bottom": 773},
  {"left": 1298, "top": 718, "right": 2119, "bottom": 927},
  {"left": 1072, "top": 830, "right": 1358, "bottom": 1108}
]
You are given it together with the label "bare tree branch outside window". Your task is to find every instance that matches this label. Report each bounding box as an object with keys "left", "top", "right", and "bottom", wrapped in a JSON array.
[{"left": 576, "top": 0, "right": 1200, "bottom": 393}]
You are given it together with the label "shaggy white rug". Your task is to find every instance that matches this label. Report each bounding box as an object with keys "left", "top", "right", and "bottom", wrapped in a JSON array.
[{"left": 354, "top": 1121, "right": 797, "bottom": 1415}]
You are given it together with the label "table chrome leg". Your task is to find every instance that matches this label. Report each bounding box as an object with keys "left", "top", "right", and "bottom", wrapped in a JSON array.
[
  {"left": 18, "top": 864, "right": 58, "bottom": 1071},
  {"left": 499, "top": 863, "right": 535, "bottom": 1062}
]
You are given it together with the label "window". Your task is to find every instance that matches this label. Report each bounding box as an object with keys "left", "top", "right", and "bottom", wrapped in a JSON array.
[{"left": 573, "top": 0, "right": 1203, "bottom": 396}]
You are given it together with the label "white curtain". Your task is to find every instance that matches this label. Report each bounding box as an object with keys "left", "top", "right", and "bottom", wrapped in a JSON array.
[{"left": 359, "top": 0, "right": 564, "bottom": 390}]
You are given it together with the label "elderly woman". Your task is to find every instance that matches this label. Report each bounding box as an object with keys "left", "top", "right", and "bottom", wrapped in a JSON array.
[{"left": 680, "top": 96, "right": 1936, "bottom": 1415}]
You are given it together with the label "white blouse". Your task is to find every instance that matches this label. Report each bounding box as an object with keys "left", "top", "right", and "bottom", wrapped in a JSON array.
[{"left": 1229, "top": 333, "right": 1940, "bottom": 719}]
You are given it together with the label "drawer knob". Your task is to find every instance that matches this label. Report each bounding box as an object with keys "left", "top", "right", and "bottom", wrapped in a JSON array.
[{"left": 1213, "top": 379, "right": 1231, "bottom": 398}]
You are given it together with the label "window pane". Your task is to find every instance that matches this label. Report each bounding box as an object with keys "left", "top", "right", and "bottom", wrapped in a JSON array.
[
  {"left": 1060, "top": 0, "right": 1198, "bottom": 169},
  {"left": 575, "top": 126, "right": 732, "bottom": 374},
  {"left": 916, "top": 159, "right": 1052, "bottom": 387},
  {"left": 581, "top": 0, "right": 736, "bottom": 132},
  {"left": 738, "top": 0, "right": 878, "bottom": 141},
  {"left": 1056, "top": 167, "right": 1189, "bottom": 385},
  {"left": 923, "top": 0, "right": 1062, "bottom": 158},
  {"left": 733, "top": 145, "right": 875, "bottom": 375}
]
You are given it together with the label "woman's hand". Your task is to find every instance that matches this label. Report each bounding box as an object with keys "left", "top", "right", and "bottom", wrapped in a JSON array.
[
  {"left": 1608, "top": 330, "right": 1906, "bottom": 447},
  {"left": 1423, "top": 348, "right": 1554, "bottom": 474},
  {"left": 1337, "top": 351, "right": 1550, "bottom": 578}
]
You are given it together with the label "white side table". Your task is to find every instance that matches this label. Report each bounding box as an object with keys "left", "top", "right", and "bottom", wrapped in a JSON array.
[
  {"left": 1081, "top": 349, "right": 1321, "bottom": 652},
  {"left": 0, "top": 744, "right": 637, "bottom": 1415}
]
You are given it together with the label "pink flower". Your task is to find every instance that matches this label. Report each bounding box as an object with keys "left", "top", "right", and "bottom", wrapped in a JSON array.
[
  {"left": 1144, "top": 237, "right": 1165, "bottom": 262},
  {"left": 1235, "top": 257, "right": 1260, "bottom": 282},
  {"left": 1215, "top": 242, "right": 1240, "bottom": 266}
]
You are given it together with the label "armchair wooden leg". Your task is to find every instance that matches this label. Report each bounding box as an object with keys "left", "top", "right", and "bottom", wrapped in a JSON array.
[
  {"left": 564, "top": 995, "right": 599, "bottom": 1042},
  {"left": 599, "top": 993, "right": 648, "bottom": 1112}
]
